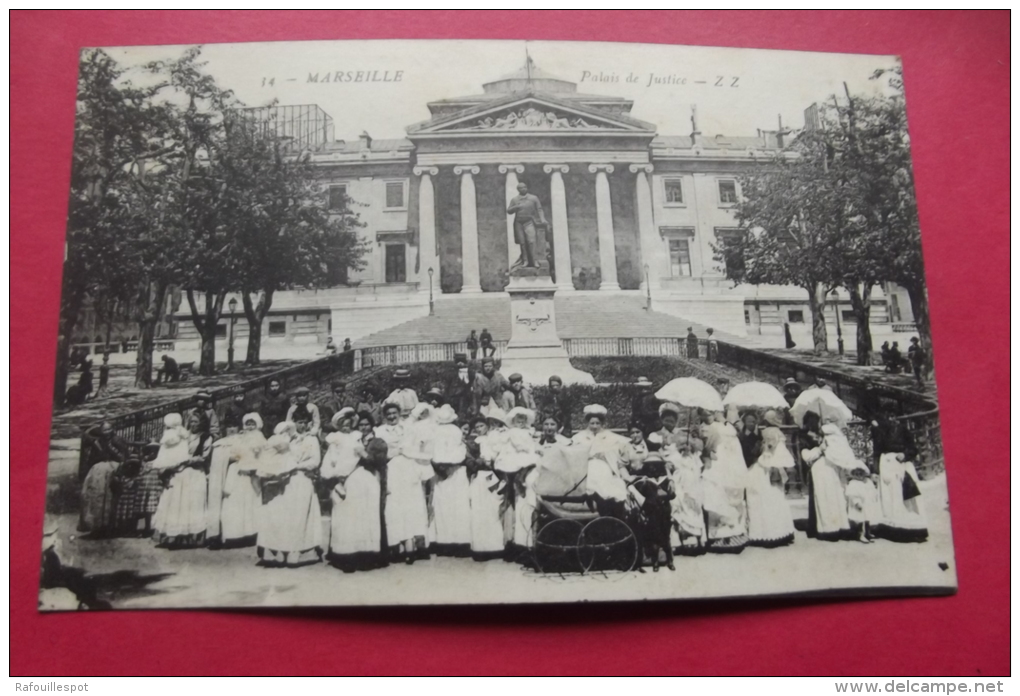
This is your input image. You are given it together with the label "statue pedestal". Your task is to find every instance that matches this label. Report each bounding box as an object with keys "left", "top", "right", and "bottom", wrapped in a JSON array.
[{"left": 499, "top": 274, "right": 594, "bottom": 386}]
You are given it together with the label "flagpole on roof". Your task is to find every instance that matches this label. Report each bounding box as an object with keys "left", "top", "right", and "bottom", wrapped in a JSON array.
[{"left": 525, "top": 45, "right": 532, "bottom": 88}]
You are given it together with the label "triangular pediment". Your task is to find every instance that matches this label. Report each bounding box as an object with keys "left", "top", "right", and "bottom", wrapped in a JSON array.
[{"left": 407, "top": 93, "right": 655, "bottom": 136}]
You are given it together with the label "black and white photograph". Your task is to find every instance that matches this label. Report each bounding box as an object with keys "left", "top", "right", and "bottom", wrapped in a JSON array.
[{"left": 43, "top": 38, "right": 954, "bottom": 611}]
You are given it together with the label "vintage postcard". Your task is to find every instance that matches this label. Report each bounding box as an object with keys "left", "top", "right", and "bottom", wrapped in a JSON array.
[{"left": 43, "top": 38, "right": 954, "bottom": 611}]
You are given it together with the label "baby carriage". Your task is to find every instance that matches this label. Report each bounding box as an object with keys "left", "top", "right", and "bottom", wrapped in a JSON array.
[{"left": 529, "top": 444, "right": 640, "bottom": 575}]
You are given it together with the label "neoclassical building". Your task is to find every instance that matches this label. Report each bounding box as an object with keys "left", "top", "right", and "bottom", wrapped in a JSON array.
[{"left": 171, "top": 61, "right": 912, "bottom": 354}]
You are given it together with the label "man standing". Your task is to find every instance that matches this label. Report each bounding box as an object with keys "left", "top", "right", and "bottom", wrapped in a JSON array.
[
  {"left": 258, "top": 378, "right": 291, "bottom": 437},
  {"left": 685, "top": 327, "right": 700, "bottom": 359},
  {"left": 506, "top": 181, "right": 547, "bottom": 269},
  {"left": 630, "top": 376, "right": 659, "bottom": 436},
  {"left": 500, "top": 373, "right": 536, "bottom": 411},
  {"left": 907, "top": 337, "right": 927, "bottom": 386},
  {"left": 473, "top": 357, "right": 508, "bottom": 410},
  {"left": 706, "top": 327, "right": 719, "bottom": 362},
  {"left": 447, "top": 353, "right": 478, "bottom": 417},
  {"left": 190, "top": 391, "right": 221, "bottom": 439},
  {"left": 540, "top": 375, "right": 573, "bottom": 437},
  {"left": 466, "top": 330, "right": 480, "bottom": 361},
  {"left": 479, "top": 328, "right": 495, "bottom": 358},
  {"left": 286, "top": 386, "right": 321, "bottom": 435},
  {"left": 222, "top": 389, "right": 248, "bottom": 433}
]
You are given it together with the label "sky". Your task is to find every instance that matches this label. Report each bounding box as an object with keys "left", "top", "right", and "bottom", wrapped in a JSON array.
[{"left": 102, "top": 39, "right": 900, "bottom": 143}]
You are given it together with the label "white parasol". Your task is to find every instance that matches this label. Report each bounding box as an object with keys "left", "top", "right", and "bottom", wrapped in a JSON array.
[
  {"left": 654, "top": 377, "right": 724, "bottom": 412},
  {"left": 722, "top": 381, "right": 788, "bottom": 410},
  {"left": 789, "top": 387, "right": 854, "bottom": 428}
]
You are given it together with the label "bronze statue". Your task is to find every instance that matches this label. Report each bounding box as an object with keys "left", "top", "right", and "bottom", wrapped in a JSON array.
[{"left": 507, "top": 181, "right": 548, "bottom": 270}]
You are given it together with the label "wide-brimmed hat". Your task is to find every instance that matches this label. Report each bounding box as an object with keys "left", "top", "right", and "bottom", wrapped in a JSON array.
[
  {"left": 195, "top": 391, "right": 212, "bottom": 400},
  {"left": 583, "top": 404, "right": 608, "bottom": 421},
  {"left": 762, "top": 409, "right": 784, "bottom": 427},
  {"left": 635, "top": 376, "right": 654, "bottom": 387},
  {"left": 393, "top": 368, "right": 411, "bottom": 380},
  {"left": 293, "top": 386, "right": 310, "bottom": 396},
  {"left": 331, "top": 407, "right": 356, "bottom": 428},
  {"left": 242, "top": 412, "right": 264, "bottom": 431},
  {"left": 409, "top": 403, "right": 433, "bottom": 421},
  {"left": 782, "top": 378, "right": 800, "bottom": 388},
  {"left": 482, "top": 401, "right": 508, "bottom": 425},
  {"left": 506, "top": 407, "right": 535, "bottom": 426},
  {"left": 434, "top": 404, "right": 459, "bottom": 425},
  {"left": 658, "top": 401, "right": 681, "bottom": 417},
  {"left": 453, "top": 352, "right": 467, "bottom": 363},
  {"left": 424, "top": 385, "right": 445, "bottom": 402}
]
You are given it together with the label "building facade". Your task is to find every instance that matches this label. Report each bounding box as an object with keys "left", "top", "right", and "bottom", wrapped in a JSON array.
[{"left": 173, "top": 61, "right": 912, "bottom": 355}]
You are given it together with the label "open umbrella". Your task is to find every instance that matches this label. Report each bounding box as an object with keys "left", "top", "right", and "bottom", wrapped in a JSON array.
[
  {"left": 654, "top": 377, "right": 724, "bottom": 412},
  {"left": 722, "top": 381, "right": 788, "bottom": 410},
  {"left": 789, "top": 387, "right": 854, "bottom": 428}
]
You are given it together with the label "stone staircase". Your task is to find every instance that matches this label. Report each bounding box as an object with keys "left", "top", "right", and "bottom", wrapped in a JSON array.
[{"left": 354, "top": 292, "right": 745, "bottom": 348}]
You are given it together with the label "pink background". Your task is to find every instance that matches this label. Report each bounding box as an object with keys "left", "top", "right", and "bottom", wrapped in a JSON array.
[{"left": 11, "top": 11, "right": 1009, "bottom": 676}]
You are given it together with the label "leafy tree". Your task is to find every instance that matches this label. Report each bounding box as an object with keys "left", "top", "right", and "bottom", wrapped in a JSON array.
[
  {"left": 722, "top": 132, "right": 849, "bottom": 353},
  {"left": 60, "top": 48, "right": 176, "bottom": 397},
  {"left": 223, "top": 114, "right": 368, "bottom": 365}
]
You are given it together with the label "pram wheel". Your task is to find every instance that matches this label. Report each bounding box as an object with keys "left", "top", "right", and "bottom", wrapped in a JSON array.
[
  {"left": 578, "top": 517, "right": 638, "bottom": 574},
  {"left": 534, "top": 519, "right": 584, "bottom": 575}
]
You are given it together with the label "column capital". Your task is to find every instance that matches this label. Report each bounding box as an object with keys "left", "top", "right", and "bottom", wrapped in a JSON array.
[
  {"left": 628, "top": 163, "right": 654, "bottom": 175},
  {"left": 453, "top": 165, "right": 480, "bottom": 176},
  {"left": 588, "top": 163, "right": 615, "bottom": 174},
  {"left": 543, "top": 164, "right": 570, "bottom": 175},
  {"left": 498, "top": 164, "right": 525, "bottom": 175},
  {"left": 413, "top": 166, "right": 438, "bottom": 176}
]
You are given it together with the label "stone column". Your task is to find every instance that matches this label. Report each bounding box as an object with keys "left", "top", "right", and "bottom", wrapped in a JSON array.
[
  {"left": 499, "top": 164, "right": 524, "bottom": 270},
  {"left": 454, "top": 165, "right": 482, "bottom": 293},
  {"left": 630, "top": 164, "right": 659, "bottom": 292},
  {"left": 589, "top": 164, "right": 619, "bottom": 291},
  {"left": 413, "top": 166, "right": 439, "bottom": 292},
  {"left": 543, "top": 164, "right": 573, "bottom": 291}
]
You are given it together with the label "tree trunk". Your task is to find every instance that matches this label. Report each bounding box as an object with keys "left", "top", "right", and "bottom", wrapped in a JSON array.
[
  {"left": 242, "top": 287, "right": 274, "bottom": 366},
  {"left": 806, "top": 282, "right": 829, "bottom": 354},
  {"left": 903, "top": 280, "right": 934, "bottom": 376},
  {"left": 135, "top": 280, "right": 168, "bottom": 388},
  {"left": 187, "top": 290, "right": 225, "bottom": 376},
  {"left": 848, "top": 283, "right": 874, "bottom": 366},
  {"left": 53, "top": 292, "right": 84, "bottom": 404}
]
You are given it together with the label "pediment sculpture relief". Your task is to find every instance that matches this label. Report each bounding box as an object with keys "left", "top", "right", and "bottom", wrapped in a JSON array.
[{"left": 465, "top": 107, "right": 605, "bottom": 130}]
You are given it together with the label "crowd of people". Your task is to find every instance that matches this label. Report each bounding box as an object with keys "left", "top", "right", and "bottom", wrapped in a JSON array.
[{"left": 75, "top": 355, "right": 930, "bottom": 575}]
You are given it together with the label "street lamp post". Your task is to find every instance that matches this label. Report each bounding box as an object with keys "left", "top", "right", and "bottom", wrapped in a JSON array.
[
  {"left": 831, "top": 289, "right": 844, "bottom": 357},
  {"left": 227, "top": 296, "right": 237, "bottom": 370},
  {"left": 643, "top": 263, "right": 651, "bottom": 311},
  {"left": 428, "top": 267, "right": 435, "bottom": 316}
]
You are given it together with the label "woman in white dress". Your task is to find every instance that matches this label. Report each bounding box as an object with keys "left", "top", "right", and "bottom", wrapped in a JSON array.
[
  {"left": 152, "top": 412, "right": 211, "bottom": 549},
  {"left": 745, "top": 409, "right": 795, "bottom": 547},
  {"left": 325, "top": 407, "right": 388, "bottom": 572},
  {"left": 256, "top": 419, "right": 323, "bottom": 567},
  {"left": 799, "top": 412, "right": 853, "bottom": 541},
  {"left": 667, "top": 436, "right": 707, "bottom": 554},
  {"left": 872, "top": 416, "right": 928, "bottom": 543},
  {"left": 219, "top": 412, "right": 265, "bottom": 547},
  {"left": 701, "top": 412, "right": 749, "bottom": 553},
  {"left": 206, "top": 418, "right": 243, "bottom": 547},
  {"left": 571, "top": 405, "right": 633, "bottom": 517},
  {"left": 374, "top": 402, "right": 406, "bottom": 453},
  {"left": 466, "top": 417, "right": 505, "bottom": 561},
  {"left": 385, "top": 415, "right": 435, "bottom": 564},
  {"left": 430, "top": 404, "right": 472, "bottom": 557}
]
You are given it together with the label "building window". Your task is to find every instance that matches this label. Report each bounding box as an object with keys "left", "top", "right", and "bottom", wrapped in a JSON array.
[
  {"left": 744, "top": 309, "right": 751, "bottom": 324},
  {"left": 384, "top": 180, "right": 406, "bottom": 209},
  {"left": 714, "top": 228, "right": 745, "bottom": 278},
  {"left": 787, "top": 310, "right": 804, "bottom": 324},
  {"left": 268, "top": 321, "right": 287, "bottom": 337},
  {"left": 889, "top": 293, "right": 901, "bottom": 322},
  {"left": 214, "top": 324, "right": 227, "bottom": 339},
  {"left": 668, "top": 238, "right": 693, "bottom": 277},
  {"left": 841, "top": 310, "right": 856, "bottom": 322},
  {"left": 718, "top": 179, "right": 738, "bottom": 205},
  {"left": 328, "top": 184, "right": 348, "bottom": 211},
  {"left": 663, "top": 177, "right": 684, "bottom": 205},
  {"left": 385, "top": 244, "right": 407, "bottom": 283}
]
